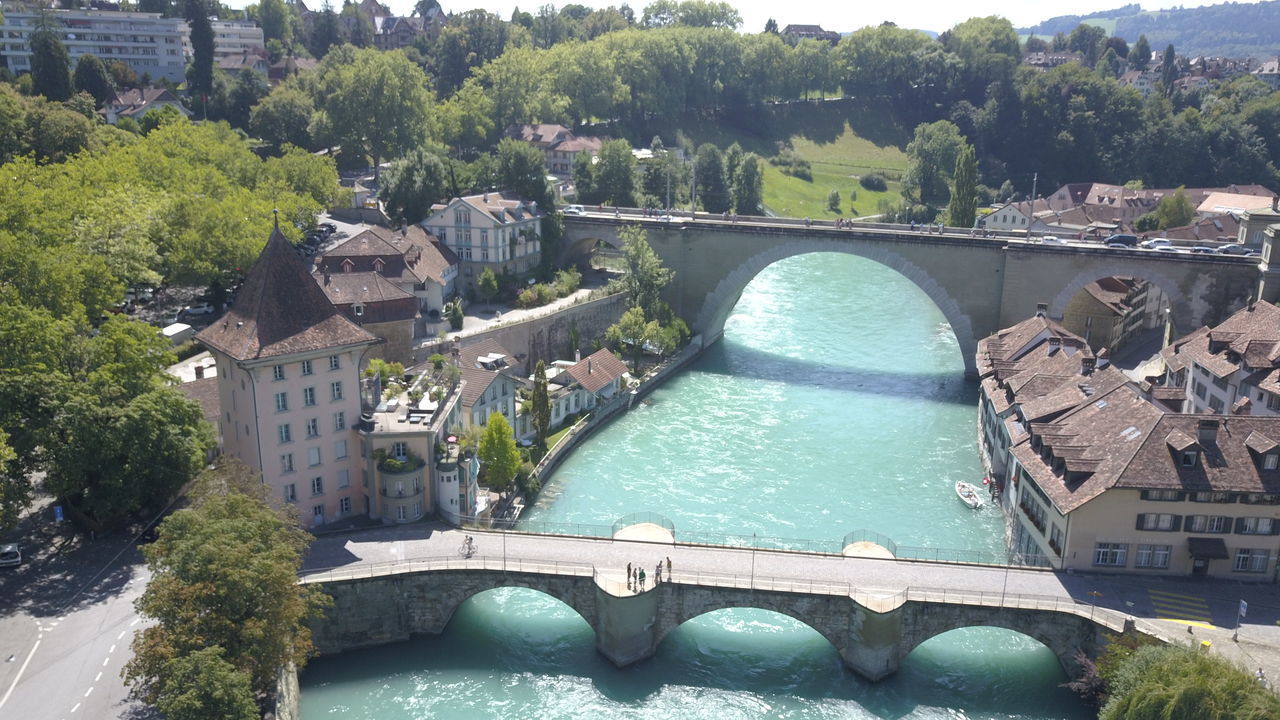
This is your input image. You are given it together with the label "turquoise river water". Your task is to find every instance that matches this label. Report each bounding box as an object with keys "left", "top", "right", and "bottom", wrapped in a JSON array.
[{"left": 300, "top": 254, "right": 1093, "bottom": 719}]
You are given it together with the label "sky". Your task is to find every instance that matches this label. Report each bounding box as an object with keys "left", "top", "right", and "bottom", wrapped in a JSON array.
[{"left": 350, "top": 0, "right": 1239, "bottom": 35}]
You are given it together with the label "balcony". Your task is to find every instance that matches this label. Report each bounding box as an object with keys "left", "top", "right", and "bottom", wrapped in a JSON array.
[
  {"left": 379, "top": 484, "right": 423, "bottom": 499},
  {"left": 374, "top": 448, "right": 425, "bottom": 474}
]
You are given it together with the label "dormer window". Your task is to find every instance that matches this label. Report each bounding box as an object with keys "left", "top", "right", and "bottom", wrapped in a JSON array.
[
  {"left": 372, "top": 258, "right": 385, "bottom": 273},
  {"left": 353, "top": 302, "right": 365, "bottom": 317},
  {"left": 1265, "top": 453, "right": 1278, "bottom": 471},
  {"left": 1181, "top": 450, "right": 1198, "bottom": 467},
  {"left": 341, "top": 259, "right": 354, "bottom": 273}
]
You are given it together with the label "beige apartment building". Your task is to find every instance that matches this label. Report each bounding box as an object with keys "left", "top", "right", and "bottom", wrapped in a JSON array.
[
  {"left": 979, "top": 311, "right": 1280, "bottom": 579},
  {"left": 422, "top": 192, "right": 544, "bottom": 295}
]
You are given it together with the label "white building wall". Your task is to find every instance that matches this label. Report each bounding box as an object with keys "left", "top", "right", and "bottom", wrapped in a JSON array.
[{"left": 0, "top": 9, "right": 188, "bottom": 84}]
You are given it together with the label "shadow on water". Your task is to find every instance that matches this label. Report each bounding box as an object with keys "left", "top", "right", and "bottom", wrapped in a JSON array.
[
  {"left": 302, "top": 592, "right": 1089, "bottom": 719},
  {"left": 689, "top": 341, "right": 976, "bottom": 407}
]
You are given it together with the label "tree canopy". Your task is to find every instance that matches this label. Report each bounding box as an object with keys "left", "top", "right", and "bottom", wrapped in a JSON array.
[{"left": 477, "top": 412, "right": 520, "bottom": 492}]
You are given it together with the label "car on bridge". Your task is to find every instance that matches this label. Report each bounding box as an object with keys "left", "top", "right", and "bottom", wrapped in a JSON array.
[
  {"left": 1103, "top": 233, "right": 1138, "bottom": 247},
  {"left": 563, "top": 205, "right": 586, "bottom": 216},
  {"left": 1188, "top": 246, "right": 1217, "bottom": 254},
  {"left": 1139, "top": 238, "right": 1172, "bottom": 249},
  {"left": 1041, "top": 235, "right": 1069, "bottom": 245},
  {"left": 1153, "top": 245, "right": 1185, "bottom": 253},
  {"left": 1217, "top": 244, "right": 1258, "bottom": 256}
]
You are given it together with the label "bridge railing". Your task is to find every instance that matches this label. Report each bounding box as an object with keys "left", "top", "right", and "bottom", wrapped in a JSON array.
[{"left": 298, "top": 555, "right": 594, "bottom": 584}]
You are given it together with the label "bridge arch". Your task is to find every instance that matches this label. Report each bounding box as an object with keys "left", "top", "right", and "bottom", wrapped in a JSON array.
[
  {"left": 651, "top": 588, "right": 853, "bottom": 662},
  {"left": 427, "top": 573, "right": 599, "bottom": 636},
  {"left": 895, "top": 603, "right": 1101, "bottom": 676},
  {"left": 694, "top": 239, "right": 979, "bottom": 376},
  {"left": 1048, "top": 263, "right": 1195, "bottom": 336}
]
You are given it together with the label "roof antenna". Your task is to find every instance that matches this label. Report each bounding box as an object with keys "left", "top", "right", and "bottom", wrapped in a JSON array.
[{"left": 272, "top": 208, "right": 279, "bottom": 231}]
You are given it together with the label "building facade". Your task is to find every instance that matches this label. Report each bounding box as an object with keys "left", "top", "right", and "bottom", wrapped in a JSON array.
[
  {"left": 1159, "top": 301, "right": 1280, "bottom": 417},
  {"left": 1061, "top": 276, "right": 1167, "bottom": 355},
  {"left": 422, "top": 192, "right": 544, "bottom": 295},
  {"left": 0, "top": 7, "right": 188, "bottom": 83}
]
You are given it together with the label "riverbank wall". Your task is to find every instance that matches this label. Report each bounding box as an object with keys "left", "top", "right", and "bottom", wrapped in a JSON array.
[{"left": 414, "top": 292, "right": 629, "bottom": 369}]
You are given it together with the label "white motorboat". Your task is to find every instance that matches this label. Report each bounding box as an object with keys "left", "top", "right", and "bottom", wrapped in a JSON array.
[{"left": 955, "top": 481, "right": 984, "bottom": 509}]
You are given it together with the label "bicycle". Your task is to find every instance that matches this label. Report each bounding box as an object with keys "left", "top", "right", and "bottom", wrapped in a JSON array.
[{"left": 458, "top": 537, "right": 477, "bottom": 558}]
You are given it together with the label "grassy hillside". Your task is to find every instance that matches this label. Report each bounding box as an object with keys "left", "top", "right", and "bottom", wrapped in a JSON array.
[{"left": 675, "top": 98, "right": 911, "bottom": 219}]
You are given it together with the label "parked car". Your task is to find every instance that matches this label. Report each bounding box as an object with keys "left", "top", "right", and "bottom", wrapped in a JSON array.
[
  {"left": 1140, "top": 238, "right": 1172, "bottom": 249},
  {"left": 320, "top": 222, "right": 337, "bottom": 233},
  {"left": 1103, "top": 234, "right": 1138, "bottom": 247},
  {"left": 1041, "top": 235, "right": 1068, "bottom": 245},
  {"left": 1106, "top": 242, "right": 1135, "bottom": 249},
  {"left": 0, "top": 543, "right": 20, "bottom": 567},
  {"left": 1153, "top": 245, "right": 1184, "bottom": 253},
  {"left": 184, "top": 301, "right": 217, "bottom": 315},
  {"left": 1217, "top": 244, "right": 1253, "bottom": 256},
  {"left": 562, "top": 204, "right": 585, "bottom": 215},
  {"left": 1188, "top": 246, "right": 1217, "bottom": 254}
]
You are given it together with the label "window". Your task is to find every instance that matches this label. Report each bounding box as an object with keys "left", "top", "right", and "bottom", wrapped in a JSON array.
[
  {"left": 391, "top": 441, "right": 408, "bottom": 459},
  {"left": 334, "top": 411, "right": 346, "bottom": 431},
  {"left": 313, "top": 505, "right": 325, "bottom": 521},
  {"left": 1239, "top": 517, "right": 1275, "bottom": 535},
  {"left": 277, "top": 424, "right": 291, "bottom": 444},
  {"left": 331, "top": 381, "right": 343, "bottom": 401},
  {"left": 281, "top": 453, "right": 294, "bottom": 473},
  {"left": 397, "top": 505, "right": 406, "bottom": 521},
  {"left": 334, "top": 439, "right": 347, "bottom": 460},
  {"left": 274, "top": 392, "right": 288, "bottom": 412},
  {"left": 1194, "top": 381, "right": 1207, "bottom": 400},
  {"left": 303, "top": 387, "right": 316, "bottom": 406},
  {"left": 329, "top": 355, "right": 341, "bottom": 371},
  {"left": 283, "top": 483, "right": 296, "bottom": 502},
  {"left": 1234, "top": 548, "right": 1268, "bottom": 573},
  {"left": 301, "top": 359, "right": 313, "bottom": 376},
  {"left": 337, "top": 469, "right": 350, "bottom": 488},
  {"left": 272, "top": 364, "right": 285, "bottom": 381},
  {"left": 1212, "top": 375, "right": 1228, "bottom": 391},
  {"left": 1181, "top": 451, "right": 1198, "bottom": 467},
  {"left": 1269, "top": 394, "right": 1280, "bottom": 412},
  {"left": 306, "top": 418, "right": 319, "bottom": 438},
  {"left": 1191, "top": 492, "right": 1233, "bottom": 503},
  {"left": 339, "top": 497, "right": 351, "bottom": 514},
  {"left": 1266, "top": 454, "right": 1278, "bottom": 471},
  {"left": 1135, "top": 544, "right": 1171, "bottom": 569},
  {"left": 1209, "top": 395, "right": 1224, "bottom": 413},
  {"left": 1050, "top": 524, "right": 1064, "bottom": 554},
  {"left": 1138, "top": 513, "right": 1178, "bottom": 531},
  {"left": 308, "top": 447, "right": 321, "bottom": 467},
  {"left": 354, "top": 302, "right": 365, "bottom": 317},
  {"left": 311, "top": 476, "right": 324, "bottom": 495},
  {"left": 1186, "top": 515, "right": 1231, "bottom": 533},
  {"left": 1143, "top": 489, "right": 1184, "bottom": 501},
  {"left": 1092, "top": 542, "right": 1128, "bottom": 567}
]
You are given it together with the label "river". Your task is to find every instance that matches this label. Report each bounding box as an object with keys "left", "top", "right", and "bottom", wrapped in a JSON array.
[{"left": 300, "top": 253, "right": 1093, "bottom": 719}]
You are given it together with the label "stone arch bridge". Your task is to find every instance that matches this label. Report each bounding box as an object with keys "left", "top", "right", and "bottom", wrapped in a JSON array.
[
  {"left": 305, "top": 553, "right": 1134, "bottom": 682},
  {"left": 562, "top": 213, "right": 1263, "bottom": 376}
]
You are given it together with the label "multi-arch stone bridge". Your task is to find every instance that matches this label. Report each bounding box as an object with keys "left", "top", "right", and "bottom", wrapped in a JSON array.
[
  {"left": 561, "top": 211, "right": 1266, "bottom": 376},
  {"left": 302, "top": 529, "right": 1149, "bottom": 681}
]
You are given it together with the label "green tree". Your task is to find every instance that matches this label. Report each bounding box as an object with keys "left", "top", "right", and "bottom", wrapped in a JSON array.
[
  {"left": 1138, "top": 187, "right": 1196, "bottom": 230},
  {"left": 30, "top": 27, "right": 75, "bottom": 102},
  {"left": 594, "top": 138, "right": 636, "bottom": 206},
  {"left": 225, "top": 68, "right": 269, "bottom": 129},
  {"left": 826, "top": 189, "right": 841, "bottom": 213},
  {"left": 379, "top": 148, "right": 448, "bottom": 224},
  {"left": 694, "top": 143, "right": 729, "bottom": 213},
  {"left": 764, "top": 17, "right": 778, "bottom": 33},
  {"left": 495, "top": 137, "right": 554, "bottom": 211},
  {"left": 478, "top": 412, "right": 520, "bottom": 492},
  {"left": 106, "top": 60, "right": 138, "bottom": 89},
  {"left": 605, "top": 305, "right": 662, "bottom": 369},
  {"left": 732, "top": 153, "right": 763, "bottom": 214},
  {"left": 1129, "top": 35, "right": 1151, "bottom": 71},
  {"left": 476, "top": 267, "right": 499, "bottom": 303},
  {"left": 311, "top": 47, "right": 433, "bottom": 182},
  {"left": 447, "top": 301, "right": 464, "bottom": 330},
  {"left": 530, "top": 360, "right": 551, "bottom": 449},
  {"left": 1160, "top": 43, "right": 1177, "bottom": 96},
  {"left": 153, "top": 647, "right": 257, "bottom": 720},
  {"left": 125, "top": 475, "right": 328, "bottom": 702},
  {"left": 185, "top": 0, "right": 215, "bottom": 100},
  {"left": 947, "top": 143, "right": 978, "bottom": 228},
  {"left": 1100, "top": 645, "right": 1280, "bottom": 720},
  {"left": 23, "top": 96, "right": 94, "bottom": 163},
  {"left": 73, "top": 54, "right": 116, "bottom": 105},
  {"left": 249, "top": 82, "right": 315, "bottom": 150},
  {"left": 308, "top": 4, "right": 344, "bottom": 58},
  {"left": 258, "top": 0, "right": 291, "bottom": 44},
  {"left": 340, "top": 2, "right": 374, "bottom": 47},
  {"left": 619, "top": 224, "right": 673, "bottom": 319},
  {"left": 903, "top": 120, "right": 966, "bottom": 208},
  {"left": 1068, "top": 23, "right": 1106, "bottom": 65}
]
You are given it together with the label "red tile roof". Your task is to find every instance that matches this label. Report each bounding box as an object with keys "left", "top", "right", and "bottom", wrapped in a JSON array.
[
  {"left": 565, "top": 348, "right": 628, "bottom": 394},
  {"left": 196, "top": 228, "right": 376, "bottom": 362}
]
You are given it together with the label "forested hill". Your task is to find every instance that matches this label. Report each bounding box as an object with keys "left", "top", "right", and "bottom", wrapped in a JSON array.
[{"left": 1019, "top": 1, "right": 1280, "bottom": 59}]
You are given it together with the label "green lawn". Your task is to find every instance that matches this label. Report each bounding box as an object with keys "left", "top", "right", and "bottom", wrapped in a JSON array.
[{"left": 761, "top": 122, "right": 908, "bottom": 220}]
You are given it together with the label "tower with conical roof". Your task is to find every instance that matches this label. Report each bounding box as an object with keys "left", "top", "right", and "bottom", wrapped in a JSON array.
[{"left": 198, "top": 226, "right": 381, "bottom": 528}]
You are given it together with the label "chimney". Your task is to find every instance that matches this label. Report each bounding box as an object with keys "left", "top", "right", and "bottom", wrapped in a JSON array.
[
  {"left": 1081, "top": 356, "right": 1096, "bottom": 375},
  {"left": 324, "top": 270, "right": 331, "bottom": 286},
  {"left": 587, "top": 358, "right": 592, "bottom": 374},
  {"left": 574, "top": 348, "right": 581, "bottom": 362},
  {"left": 1197, "top": 418, "right": 1220, "bottom": 446},
  {"left": 1273, "top": 195, "right": 1278, "bottom": 212},
  {"left": 194, "top": 365, "right": 205, "bottom": 380},
  {"left": 1035, "top": 302, "right": 1048, "bottom": 317}
]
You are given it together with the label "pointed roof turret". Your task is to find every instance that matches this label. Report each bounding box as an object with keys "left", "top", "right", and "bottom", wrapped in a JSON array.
[{"left": 197, "top": 227, "right": 377, "bottom": 362}]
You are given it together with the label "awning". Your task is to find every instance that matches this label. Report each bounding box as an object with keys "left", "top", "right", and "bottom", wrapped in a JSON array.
[{"left": 1187, "top": 537, "right": 1230, "bottom": 560}]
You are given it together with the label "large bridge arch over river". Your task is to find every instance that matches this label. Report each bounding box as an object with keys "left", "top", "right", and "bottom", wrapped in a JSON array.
[{"left": 561, "top": 212, "right": 1264, "bottom": 376}]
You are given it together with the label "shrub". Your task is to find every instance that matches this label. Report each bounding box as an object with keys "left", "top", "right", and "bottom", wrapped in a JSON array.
[
  {"left": 447, "top": 302, "right": 463, "bottom": 330},
  {"left": 859, "top": 173, "right": 888, "bottom": 192},
  {"left": 769, "top": 147, "right": 813, "bottom": 182},
  {"left": 428, "top": 353, "right": 447, "bottom": 370},
  {"left": 827, "top": 189, "right": 841, "bottom": 213},
  {"left": 173, "top": 340, "right": 203, "bottom": 361}
]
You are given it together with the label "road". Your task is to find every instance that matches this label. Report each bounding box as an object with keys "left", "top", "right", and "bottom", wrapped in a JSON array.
[{"left": 0, "top": 528, "right": 152, "bottom": 720}]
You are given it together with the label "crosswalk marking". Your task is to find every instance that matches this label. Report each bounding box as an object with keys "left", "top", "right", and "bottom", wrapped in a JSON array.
[{"left": 1148, "top": 589, "right": 1214, "bottom": 626}]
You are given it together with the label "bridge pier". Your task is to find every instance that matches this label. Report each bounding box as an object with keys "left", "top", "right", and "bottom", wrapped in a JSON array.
[
  {"left": 841, "top": 607, "right": 905, "bottom": 681},
  {"left": 593, "top": 585, "right": 662, "bottom": 667}
]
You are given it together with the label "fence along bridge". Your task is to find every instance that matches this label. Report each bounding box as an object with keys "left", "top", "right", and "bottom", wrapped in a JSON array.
[{"left": 301, "top": 522, "right": 1160, "bottom": 681}]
